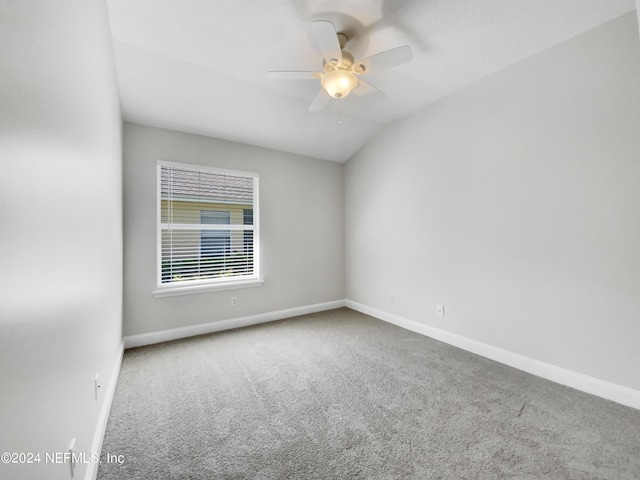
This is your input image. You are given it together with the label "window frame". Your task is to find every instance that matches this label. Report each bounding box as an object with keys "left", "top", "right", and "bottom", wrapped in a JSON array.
[{"left": 153, "top": 160, "right": 262, "bottom": 297}]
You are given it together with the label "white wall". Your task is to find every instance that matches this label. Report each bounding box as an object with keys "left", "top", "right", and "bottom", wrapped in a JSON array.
[
  {"left": 0, "top": 1, "right": 123, "bottom": 479},
  {"left": 123, "top": 123, "right": 344, "bottom": 337},
  {"left": 346, "top": 13, "right": 640, "bottom": 392}
]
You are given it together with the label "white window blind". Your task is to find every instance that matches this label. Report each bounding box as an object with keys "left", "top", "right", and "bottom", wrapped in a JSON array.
[{"left": 157, "top": 162, "right": 259, "bottom": 293}]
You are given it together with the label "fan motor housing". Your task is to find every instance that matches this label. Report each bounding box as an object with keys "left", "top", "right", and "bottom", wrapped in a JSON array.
[{"left": 324, "top": 50, "right": 355, "bottom": 71}]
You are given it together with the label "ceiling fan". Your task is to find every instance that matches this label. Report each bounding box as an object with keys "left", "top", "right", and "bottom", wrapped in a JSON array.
[{"left": 267, "top": 20, "right": 413, "bottom": 112}]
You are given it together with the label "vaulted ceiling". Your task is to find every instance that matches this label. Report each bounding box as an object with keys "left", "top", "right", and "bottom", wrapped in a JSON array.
[{"left": 106, "top": 0, "right": 636, "bottom": 162}]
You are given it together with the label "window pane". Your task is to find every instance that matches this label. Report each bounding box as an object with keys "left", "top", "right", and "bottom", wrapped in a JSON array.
[
  {"left": 161, "top": 228, "right": 253, "bottom": 283},
  {"left": 243, "top": 208, "right": 253, "bottom": 225},
  {"left": 201, "top": 210, "right": 230, "bottom": 259}
]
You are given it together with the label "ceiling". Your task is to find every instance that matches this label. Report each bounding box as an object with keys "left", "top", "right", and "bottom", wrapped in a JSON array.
[{"left": 106, "top": 0, "right": 636, "bottom": 162}]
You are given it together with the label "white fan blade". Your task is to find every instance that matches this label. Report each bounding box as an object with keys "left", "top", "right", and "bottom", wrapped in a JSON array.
[
  {"left": 267, "top": 71, "right": 322, "bottom": 80},
  {"left": 311, "top": 20, "right": 342, "bottom": 65},
  {"left": 356, "top": 45, "right": 412, "bottom": 74},
  {"left": 308, "top": 89, "right": 330, "bottom": 112},
  {"left": 353, "top": 79, "right": 387, "bottom": 97}
]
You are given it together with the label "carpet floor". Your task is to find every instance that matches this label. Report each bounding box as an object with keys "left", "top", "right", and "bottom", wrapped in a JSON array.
[{"left": 98, "top": 308, "right": 640, "bottom": 479}]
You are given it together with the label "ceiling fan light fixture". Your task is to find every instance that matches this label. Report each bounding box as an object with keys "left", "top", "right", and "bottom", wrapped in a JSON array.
[
  {"left": 267, "top": 20, "right": 413, "bottom": 111},
  {"left": 321, "top": 69, "right": 358, "bottom": 99}
]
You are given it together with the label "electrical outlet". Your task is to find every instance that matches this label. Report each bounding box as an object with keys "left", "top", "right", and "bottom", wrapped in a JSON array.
[
  {"left": 231, "top": 296, "right": 237, "bottom": 307},
  {"left": 94, "top": 373, "right": 101, "bottom": 401},
  {"left": 437, "top": 305, "right": 445, "bottom": 317},
  {"left": 69, "top": 438, "right": 76, "bottom": 478}
]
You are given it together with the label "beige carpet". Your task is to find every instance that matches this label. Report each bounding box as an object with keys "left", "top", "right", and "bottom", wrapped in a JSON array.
[{"left": 98, "top": 308, "right": 640, "bottom": 479}]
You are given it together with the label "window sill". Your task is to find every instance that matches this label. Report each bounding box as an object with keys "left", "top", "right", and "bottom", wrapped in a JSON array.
[{"left": 153, "top": 278, "right": 264, "bottom": 298}]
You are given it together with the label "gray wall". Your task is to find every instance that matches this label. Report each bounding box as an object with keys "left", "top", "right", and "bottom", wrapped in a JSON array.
[
  {"left": 0, "top": 1, "right": 123, "bottom": 479},
  {"left": 123, "top": 123, "right": 344, "bottom": 337},
  {"left": 345, "top": 13, "right": 640, "bottom": 391}
]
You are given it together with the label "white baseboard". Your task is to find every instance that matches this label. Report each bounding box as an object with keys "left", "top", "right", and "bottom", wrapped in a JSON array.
[
  {"left": 87, "top": 341, "right": 125, "bottom": 480},
  {"left": 346, "top": 300, "right": 640, "bottom": 411},
  {"left": 124, "top": 300, "right": 346, "bottom": 349}
]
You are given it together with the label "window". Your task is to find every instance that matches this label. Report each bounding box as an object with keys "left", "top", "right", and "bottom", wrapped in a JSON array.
[
  {"left": 200, "top": 210, "right": 231, "bottom": 259},
  {"left": 154, "top": 161, "right": 261, "bottom": 296}
]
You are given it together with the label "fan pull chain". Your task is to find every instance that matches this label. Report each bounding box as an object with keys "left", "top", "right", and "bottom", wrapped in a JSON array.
[{"left": 336, "top": 112, "right": 343, "bottom": 143}]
